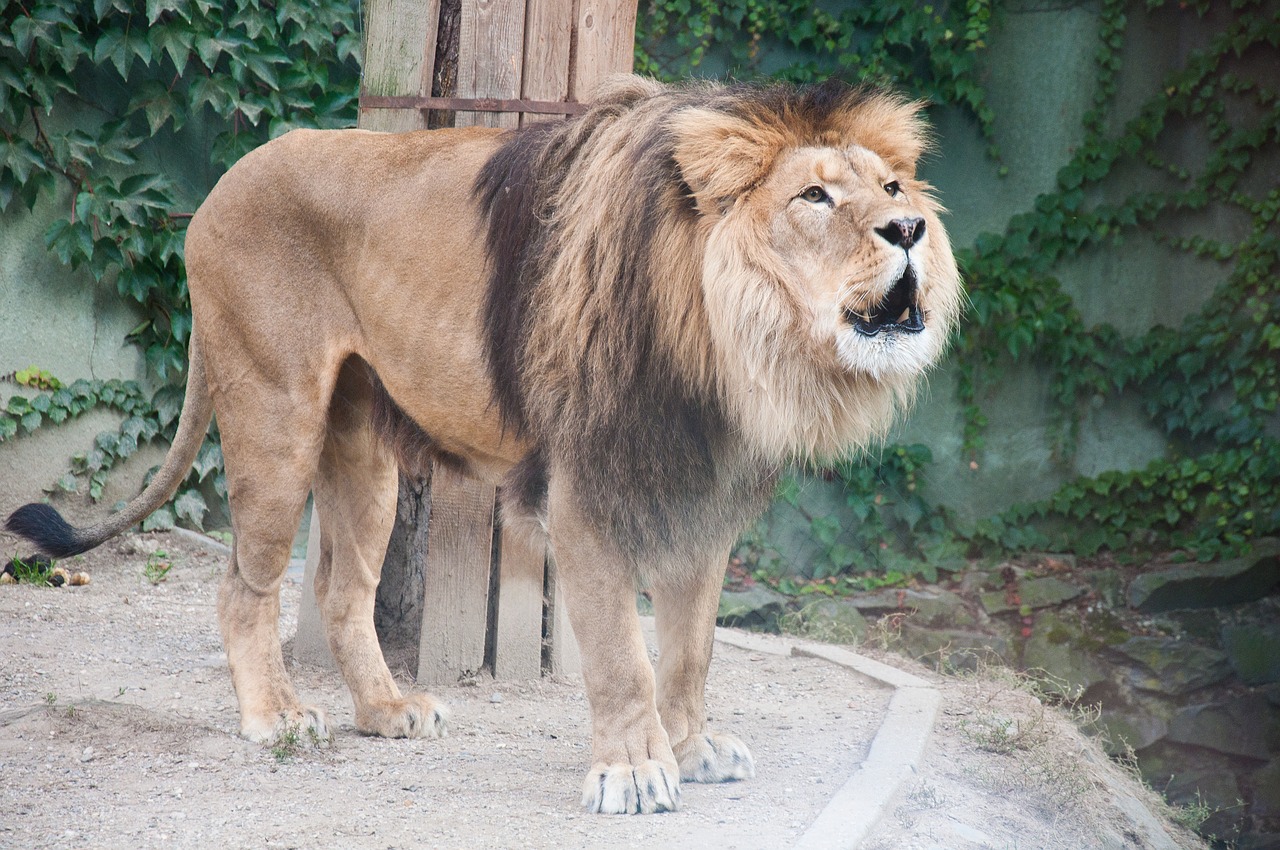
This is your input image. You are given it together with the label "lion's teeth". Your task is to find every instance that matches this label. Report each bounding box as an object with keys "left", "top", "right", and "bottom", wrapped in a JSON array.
[{"left": 898, "top": 308, "right": 911, "bottom": 323}]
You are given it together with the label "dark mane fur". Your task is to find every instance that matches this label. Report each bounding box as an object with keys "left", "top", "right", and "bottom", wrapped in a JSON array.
[{"left": 472, "top": 79, "right": 888, "bottom": 554}]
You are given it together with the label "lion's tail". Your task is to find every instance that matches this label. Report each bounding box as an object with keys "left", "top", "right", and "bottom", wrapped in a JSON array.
[{"left": 5, "top": 333, "right": 214, "bottom": 559}]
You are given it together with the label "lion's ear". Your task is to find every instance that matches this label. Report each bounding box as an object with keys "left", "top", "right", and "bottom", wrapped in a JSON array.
[
  {"left": 671, "top": 108, "right": 784, "bottom": 212},
  {"left": 837, "top": 95, "right": 931, "bottom": 180}
]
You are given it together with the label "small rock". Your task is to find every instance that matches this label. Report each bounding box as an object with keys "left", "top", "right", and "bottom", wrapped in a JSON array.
[
  {"left": 1167, "top": 694, "right": 1274, "bottom": 759},
  {"left": 850, "top": 588, "right": 973, "bottom": 626},
  {"left": 717, "top": 585, "right": 790, "bottom": 630},
  {"left": 1127, "top": 538, "right": 1280, "bottom": 612},
  {"left": 793, "top": 598, "right": 868, "bottom": 639},
  {"left": 1096, "top": 707, "right": 1169, "bottom": 753},
  {"left": 1113, "top": 636, "right": 1231, "bottom": 695},
  {"left": 981, "top": 576, "right": 1085, "bottom": 615},
  {"left": 1021, "top": 612, "right": 1111, "bottom": 696},
  {"left": 80, "top": 746, "right": 95, "bottom": 763},
  {"left": 1249, "top": 761, "right": 1280, "bottom": 818},
  {"left": 899, "top": 623, "right": 1011, "bottom": 666},
  {"left": 489, "top": 693, "right": 503, "bottom": 704},
  {"left": 1221, "top": 623, "right": 1280, "bottom": 685}
]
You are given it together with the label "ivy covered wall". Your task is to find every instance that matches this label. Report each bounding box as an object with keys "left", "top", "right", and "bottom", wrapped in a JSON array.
[
  {"left": 637, "top": 0, "right": 1278, "bottom": 577},
  {"left": 1, "top": 0, "right": 1277, "bottom": 578}
]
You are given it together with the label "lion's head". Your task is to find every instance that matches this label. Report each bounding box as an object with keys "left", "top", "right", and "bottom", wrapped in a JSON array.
[
  {"left": 477, "top": 77, "right": 962, "bottom": 548},
  {"left": 668, "top": 81, "right": 962, "bottom": 458}
]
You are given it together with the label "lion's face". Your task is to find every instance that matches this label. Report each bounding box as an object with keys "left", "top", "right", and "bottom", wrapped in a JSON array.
[
  {"left": 758, "top": 144, "right": 955, "bottom": 381},
  {"left": 674, "top": 93, "right": 960, "bottom": 400}
]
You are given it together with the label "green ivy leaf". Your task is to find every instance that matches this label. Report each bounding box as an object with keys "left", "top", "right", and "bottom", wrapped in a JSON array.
[
  {"left": 142, "top": 505, "right": 176, "bottom": 532},
  {"left": 173, "top": 489, "right": 207, "bottom": 528},
  {"left": 193, "top": 441, "right": 221, "bottom": 480}
]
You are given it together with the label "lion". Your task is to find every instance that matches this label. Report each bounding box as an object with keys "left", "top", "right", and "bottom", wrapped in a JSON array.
[{"left": 7, "top": 76, "right": 961, "bottom": 814}]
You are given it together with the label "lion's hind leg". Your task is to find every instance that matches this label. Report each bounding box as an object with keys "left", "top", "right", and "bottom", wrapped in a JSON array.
[
  {"left": 652, "top": 554, "right": 756, "bottom": 784},
  {"left": 311, "top": 359, "right": 447, "bottom": 740},
  {"left": 215, "top": 400, "right": 331, "bottom": 746}
]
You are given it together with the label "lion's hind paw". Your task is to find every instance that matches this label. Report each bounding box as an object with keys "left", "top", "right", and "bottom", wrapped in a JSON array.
[
  {"left": 675, "top": 732, "right": 755, "bottom": 783},
  {"left": 242, "top": 705, "right": 333, "bottom": 748},
  {"left": 356, "top": 694, "right": 449, "bottom": 740},
  {"left": 582, "top": 760, "right": 681, "bottom": 814}
]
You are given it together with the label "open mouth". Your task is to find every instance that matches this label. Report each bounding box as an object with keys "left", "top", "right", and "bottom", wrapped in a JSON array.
[{"left": 842, "top": 265, "right": 924, "bottom": 337}]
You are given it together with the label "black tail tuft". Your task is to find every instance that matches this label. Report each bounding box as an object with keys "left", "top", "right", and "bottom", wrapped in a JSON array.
[{"left": 5, "top": 503, "right": 91, "bottom": 559}]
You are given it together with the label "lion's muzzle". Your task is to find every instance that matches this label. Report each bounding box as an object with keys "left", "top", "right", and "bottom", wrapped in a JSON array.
[{"left": 844, "top": 264, "right": 924, "bottom": 337}]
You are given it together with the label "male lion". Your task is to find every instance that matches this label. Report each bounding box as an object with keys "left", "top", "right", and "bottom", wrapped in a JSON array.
[{"left": 7, "top": 77, "right": 961, "bottom": 814}]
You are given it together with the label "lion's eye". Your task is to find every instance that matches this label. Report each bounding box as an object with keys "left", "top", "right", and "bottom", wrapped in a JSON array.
[
  {"left": 800, "top": 185, "right": 830, "bottom": 204},
  {"left": 884, "top": 180, "right": 902, "bottom": 197}
]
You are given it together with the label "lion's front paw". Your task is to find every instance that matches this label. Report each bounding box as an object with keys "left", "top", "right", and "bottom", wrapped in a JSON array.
[
  {"left": 356, "top": 694, "right": 449, "bottom": 739},
  {"left": 674, "top": 732, "right": 755, "bottom": 783},
  {"left": 582, "top": 760, "right": 681, "bottom": 814},
  {"left": 241, "top": 705, "right": 332, "bottom": 747}
]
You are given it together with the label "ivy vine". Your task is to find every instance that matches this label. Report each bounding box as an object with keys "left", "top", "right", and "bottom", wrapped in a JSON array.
[
  {"left": 957, "top": 0, "right": 1279, "bottom": 562},
  {"left": 1, "top": 0, "right": 359, "bottom": 527}
]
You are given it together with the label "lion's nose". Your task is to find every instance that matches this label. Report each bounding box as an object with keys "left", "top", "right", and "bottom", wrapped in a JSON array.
[{"left": 875, "top": 217, "right": 926, "bottom": 250}]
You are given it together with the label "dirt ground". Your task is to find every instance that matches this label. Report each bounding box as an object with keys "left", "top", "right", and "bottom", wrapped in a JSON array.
[{"left": 0, "top": 530, "right": 1205, "bottom": 850}]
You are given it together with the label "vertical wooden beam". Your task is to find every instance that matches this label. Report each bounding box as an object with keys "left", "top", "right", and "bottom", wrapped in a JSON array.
[
  {"left": 455, "top": 0, "right": 527, "bottom": 128},
  {"left": 417, "top": 464, "right": 496, "bottom": 683},
  {"left": 493, "top": 524, "right": 546, "bottom": 678},
  {"left": 520, "top": 0, "right": 574, "bottom": 125},
  {"left": 293, "top": 503, "right": 336, "bottom": 669},
  {"left": 358, "top": 0, "right": 442, "bottom": 132},
  {"left": 568, "top": 0, "right": 638, "bottom": 102},
  {"left": 545, "top": 557, "right": 582, "bottom": 678}
]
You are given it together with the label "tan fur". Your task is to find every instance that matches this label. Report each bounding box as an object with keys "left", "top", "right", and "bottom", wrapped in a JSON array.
[{"left": 16, "top": 76, "right": 961, "bottom": 814}]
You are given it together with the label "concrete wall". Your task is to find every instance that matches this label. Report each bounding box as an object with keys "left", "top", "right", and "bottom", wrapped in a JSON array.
[{"left": 0, "top": 184, "right": 165, "bottom": 524}]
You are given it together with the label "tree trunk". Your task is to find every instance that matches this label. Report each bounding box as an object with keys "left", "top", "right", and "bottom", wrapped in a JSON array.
[{"left": 373, "top": 473, "right": 431, "bottom": 674}]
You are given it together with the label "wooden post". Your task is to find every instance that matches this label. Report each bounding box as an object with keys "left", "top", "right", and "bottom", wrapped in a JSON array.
[
  {"left": 296, "top": 0, "right": 639, "bottom": 683},
  {"left": 569, "top": 0, "right": 639, "bottom": 102},
  {"left": 416, "top": 464, "right": 496, "bottom": 682},
  {"left": 358, "top": 0, "right": 440, "bottom": 133},
  {"left": 454, "top": 0, "right": 527, "bottom": 129}
]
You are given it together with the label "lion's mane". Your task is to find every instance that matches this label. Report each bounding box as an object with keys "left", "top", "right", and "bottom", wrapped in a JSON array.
[{"left": 475, "top": 77, "right": 948, "bottom": 559}]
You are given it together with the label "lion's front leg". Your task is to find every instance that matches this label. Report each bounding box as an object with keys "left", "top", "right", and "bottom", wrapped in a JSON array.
[
  {"left": 651, "top": 551, "right": 755, "bottom": 784},
  {"left": 548, "top": 487, "right": 681, "bottom": 815}
]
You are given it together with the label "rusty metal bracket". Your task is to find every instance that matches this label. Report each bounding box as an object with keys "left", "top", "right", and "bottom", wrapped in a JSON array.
[{"left": 359, "top": 94, "right": 587, "bottom": 115}]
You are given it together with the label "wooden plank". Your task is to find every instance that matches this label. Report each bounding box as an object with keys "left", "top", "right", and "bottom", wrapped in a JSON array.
[
  {"left": 358, "top": 0, "right": 441, "bottom": 133},
  {"left": 545, "top": 556, "right": 582, "bottom": 678},
  {"left": 455, "top": 0, "right": 527, "bottom": 129},
  {"left": 568, "top": 0, "right": 638, "bottom": 102},
  {"left": 417, "top": 464, "right": 496, "bottom": 683},
  {"left": 520, "top": 0, "right": 574, "bottom": 125},
  {"left": 293, "top": 502, "right": 337, "bottom": 669},
  {"left": 493, "top": 525, "right": 546, "bottom": 679}
]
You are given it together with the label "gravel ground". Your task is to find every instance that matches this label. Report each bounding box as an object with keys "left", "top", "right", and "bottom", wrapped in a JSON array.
[{"left": 0, "top": 530, "right": 1205, "bottom": 849}]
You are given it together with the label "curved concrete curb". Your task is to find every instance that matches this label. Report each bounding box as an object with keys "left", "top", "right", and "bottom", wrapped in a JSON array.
[
  {"left": 168, "top": 526, "right": 231, "bottom": 555},
  {"left": 714, "top": 629, "right": 941, "bottom": 850}
]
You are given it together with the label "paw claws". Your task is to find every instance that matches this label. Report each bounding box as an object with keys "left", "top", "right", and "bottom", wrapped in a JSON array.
[
  {"left": 676, "top": 731, "right": 755, "bottom": 783},
  {"left": 582, "top": 761, "right": 681, "bottom": 814},
  {"left": 356, "top": 694, "right": 448, "bottom": 739}
]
